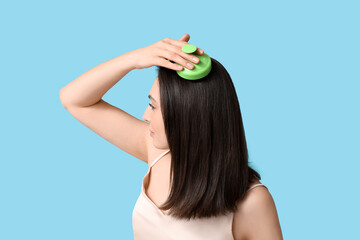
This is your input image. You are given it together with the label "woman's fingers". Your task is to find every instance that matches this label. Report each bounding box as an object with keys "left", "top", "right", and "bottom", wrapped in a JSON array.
[
  {"left": 165, "top": 37, "right": 205, "bottom": 56},
  {"left": 160, "top": 38, "right": 203, "bottom": 69},
  {"left": 164, "top": 43, "right": 198, "bottom": 66},
  {"left": 179, "top": 33, "right": 190, "bottom": 42},
  {"left": 158, "top": 57, "right": 184, "bottom": 71},
  {"left": 157, "top": 36, "right": 205, "bottom": 71},
  {"left": 159, "top": 47, "right": 194, "bottom": 70},
  {"left": 196, "top": 48, "right": 204, "bottom": 55}
]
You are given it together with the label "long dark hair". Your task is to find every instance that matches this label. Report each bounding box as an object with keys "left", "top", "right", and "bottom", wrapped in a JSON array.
[{"left": 156, "top": 57, "right": 261, "bottom": 220}]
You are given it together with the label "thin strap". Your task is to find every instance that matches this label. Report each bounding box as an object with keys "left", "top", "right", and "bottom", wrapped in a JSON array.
[
  {"left": 247, "top": 183, "right": 267, "bottom": 192},
  {"left": 149, "top": 149, "right": 170, "bottom": 169}
]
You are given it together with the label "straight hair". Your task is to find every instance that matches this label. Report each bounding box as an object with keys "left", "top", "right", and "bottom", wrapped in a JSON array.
[{"left": 155, "top": 58, "right": 261, "bottom": 220}]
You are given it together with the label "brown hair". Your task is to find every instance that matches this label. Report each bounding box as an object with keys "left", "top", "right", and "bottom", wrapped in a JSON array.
[{"left": 155, "top": 58, "right": 261, "bottom": 220}]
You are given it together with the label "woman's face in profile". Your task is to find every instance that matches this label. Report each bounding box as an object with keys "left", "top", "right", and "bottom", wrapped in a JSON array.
[{"left": 142, "top": 77, "right": 169, "bottom": 150}]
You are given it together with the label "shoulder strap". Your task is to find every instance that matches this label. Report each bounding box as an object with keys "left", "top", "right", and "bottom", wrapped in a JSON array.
[
  {"left": 150, "top": 149, "right": 170, "bottom": 169},
  {"left": 247, "top": 184, "right": 267, "bottom": 192}
]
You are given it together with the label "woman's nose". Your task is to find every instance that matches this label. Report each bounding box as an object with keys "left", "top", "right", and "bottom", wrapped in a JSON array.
[{"left": 142, "top": 109, "right": 150, "bottom": 123}]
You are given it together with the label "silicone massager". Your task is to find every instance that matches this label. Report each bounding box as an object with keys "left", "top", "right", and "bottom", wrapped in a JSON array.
[{"left": 175, "top": 44, "right": 212, "bottom": 80}]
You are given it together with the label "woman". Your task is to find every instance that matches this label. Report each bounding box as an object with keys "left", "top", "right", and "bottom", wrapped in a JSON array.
[{"left": 60, "top": 34, "right": 283, "bottom": 240}]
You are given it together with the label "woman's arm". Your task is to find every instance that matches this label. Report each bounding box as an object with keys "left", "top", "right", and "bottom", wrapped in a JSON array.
[
  {"left": 58, "top": 35, "right": 202, "bottom": 162},
  {"left": 60, "top": 50, "right": 137, "bottom": 107},
  {"left": 60, "top": 34, "right": 203, "bottom": 107}
]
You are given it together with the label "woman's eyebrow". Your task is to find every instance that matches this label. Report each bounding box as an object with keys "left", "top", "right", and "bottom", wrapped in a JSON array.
[{"left": 148, "top": 94, "right": 158, "bottom": 104}]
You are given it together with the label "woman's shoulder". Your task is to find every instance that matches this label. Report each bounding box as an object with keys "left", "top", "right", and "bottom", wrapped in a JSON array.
[
  {"left": 232, "top": 179, "right": 274, "bottom": 239},
  {"left": 234, "top": 178, "right": 267, "bottom": 214}
]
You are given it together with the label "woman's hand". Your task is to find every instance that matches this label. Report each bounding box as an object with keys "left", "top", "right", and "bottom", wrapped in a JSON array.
[{"left": 130, "top": 33, "right": 204, "bottom": 70}]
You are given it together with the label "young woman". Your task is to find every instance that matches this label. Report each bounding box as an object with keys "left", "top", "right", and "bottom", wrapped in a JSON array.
[{"left": 60, "top": 34, "right": 283, "bottom": 240}]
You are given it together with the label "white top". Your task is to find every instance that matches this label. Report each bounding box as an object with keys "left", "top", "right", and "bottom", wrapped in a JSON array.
[{"left": 132, "top": 149, "right": 267, "bottom": 239}]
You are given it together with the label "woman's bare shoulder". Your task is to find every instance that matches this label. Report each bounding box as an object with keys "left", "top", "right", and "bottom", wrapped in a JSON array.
[{"left": 232, "top": 180, "right": 282, "bottom": 240}]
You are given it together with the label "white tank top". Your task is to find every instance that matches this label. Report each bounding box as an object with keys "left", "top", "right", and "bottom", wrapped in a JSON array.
[{"left": 132, "top": 149, "right": 267, "bottom": 240}]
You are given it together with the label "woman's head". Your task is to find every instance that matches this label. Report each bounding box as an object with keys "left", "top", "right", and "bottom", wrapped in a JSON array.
[{"left": 143, "top": 57, "right": 261, "bottom": 220}]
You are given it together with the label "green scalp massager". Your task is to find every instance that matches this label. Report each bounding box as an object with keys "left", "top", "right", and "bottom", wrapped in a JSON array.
[{"left": 175, "top": 44, "right": 212, "bottom": 80}]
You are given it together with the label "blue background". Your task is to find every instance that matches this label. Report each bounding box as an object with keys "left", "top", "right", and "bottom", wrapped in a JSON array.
[{"left": 1, "top": 0, "right": 359, "bottom": 239}]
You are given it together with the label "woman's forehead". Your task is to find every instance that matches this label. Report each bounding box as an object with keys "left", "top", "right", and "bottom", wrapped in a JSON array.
[
  {"left": 150, "top": 77, "right": 159, "bottom": 96},
  {"left": 148, "top": 77, "right": 160, "bottom": 103}
]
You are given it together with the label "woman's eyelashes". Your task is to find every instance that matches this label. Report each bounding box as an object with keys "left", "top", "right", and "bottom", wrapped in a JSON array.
[{"left": 148, "top": 102, "right": 155, "bottom": 110}]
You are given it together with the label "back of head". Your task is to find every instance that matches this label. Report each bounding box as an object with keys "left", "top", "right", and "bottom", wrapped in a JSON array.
[{"left": 155, "top": 57, "right": 261, "bottom": 220}]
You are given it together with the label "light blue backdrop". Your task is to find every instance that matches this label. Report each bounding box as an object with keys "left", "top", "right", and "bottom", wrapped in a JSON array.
[{"left": 1, "top": 0, "right": 359, "bottom": 239}]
